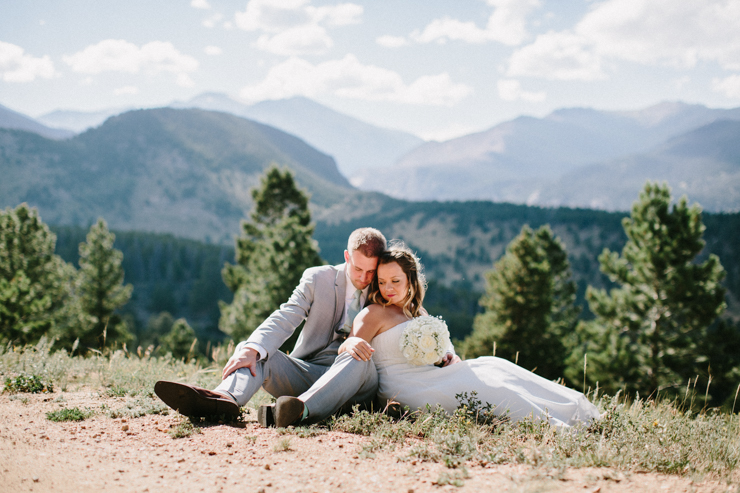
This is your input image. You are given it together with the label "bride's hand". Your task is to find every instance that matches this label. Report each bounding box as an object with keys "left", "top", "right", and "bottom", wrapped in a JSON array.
[
  {"left": 341, "top": 336, "right": 374, "bottom": 361},
  {"left": 439, "top": 352, "right": 461, "bottom": 367}
]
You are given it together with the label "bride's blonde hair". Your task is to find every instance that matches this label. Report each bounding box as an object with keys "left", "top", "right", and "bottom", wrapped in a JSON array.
[{"left": 369, "top": 241, "right": 426, "bottom": 318}]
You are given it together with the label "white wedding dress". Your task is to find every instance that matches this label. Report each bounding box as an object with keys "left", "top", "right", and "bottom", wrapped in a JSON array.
[{"left": 372, "top": 321, "right": 600, "bottom": 428}]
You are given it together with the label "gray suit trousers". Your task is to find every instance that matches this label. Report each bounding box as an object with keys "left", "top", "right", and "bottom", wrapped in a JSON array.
[{"left": 214, "top": 340, "right": 378, "bottom": 423}]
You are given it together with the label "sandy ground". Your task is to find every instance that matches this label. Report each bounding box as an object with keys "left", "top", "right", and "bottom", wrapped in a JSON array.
[{"left": 1, "top": 390, "right": 736, "bottom": 493}]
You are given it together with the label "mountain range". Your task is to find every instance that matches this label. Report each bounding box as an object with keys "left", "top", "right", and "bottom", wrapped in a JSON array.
[
  {"left": 34, "top": 93, "right": 422, "bottom": 179},
  {"left": 0, "top": 104, "right": 74, "bottom": 140},
  {"left": 353, "top": 102, "right": 740, "bottom": 212},
  {"left": 0, "top": 107, "right": 360, "bottom": 243},
  {"left": 19, "top": 96, "right": 740, "bottom": 212}
]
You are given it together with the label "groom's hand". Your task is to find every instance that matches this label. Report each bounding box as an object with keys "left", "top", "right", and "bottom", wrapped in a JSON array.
[
  {"left": 222, "top": 347, "right": 259, "bottom": 379},
  {"left": 440, "top": 352, "right": 461, "bottom": 367},
  {"left": 342, "top": 336, "right": 374, "bottom": 361}
]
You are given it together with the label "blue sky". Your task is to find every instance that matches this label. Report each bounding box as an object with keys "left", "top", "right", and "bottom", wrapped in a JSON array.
[{"left": 2, "top": 0, "right": 740, "bottom": 140}]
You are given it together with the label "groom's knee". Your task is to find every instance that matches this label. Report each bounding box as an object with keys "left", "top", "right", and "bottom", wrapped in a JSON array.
[{"left": 335, "top": 351, "right": 376, "bottom": 375}]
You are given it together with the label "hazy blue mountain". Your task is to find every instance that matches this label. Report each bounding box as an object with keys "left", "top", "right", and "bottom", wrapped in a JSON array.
[
  {"left": 173, "top": 93, "right": 424, "bottom": 178},
  {"left": 37, "top": 107, "right": 133, "bottom": 133},
  {"left": 0, "top": 107, "right": 355, "bottom": 243},
  {"left": 352, "top": 102, "right": 740, "bottom": 211},
  {"left": 0, "top": 103, "right": 74, "bottom": 140},
  {"left": 534, "top": 120, "right": 740, "bottom": 211}
]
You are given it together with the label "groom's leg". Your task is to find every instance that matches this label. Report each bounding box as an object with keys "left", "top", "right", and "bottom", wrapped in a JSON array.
[
  {"left": 299, "top": 351, "right": 379, "bottom": 423},
  {"left": 214, "top": 350, "right": 328, "bottom": 406}
]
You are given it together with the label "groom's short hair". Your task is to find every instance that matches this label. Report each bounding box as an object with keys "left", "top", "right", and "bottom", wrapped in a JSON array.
[{"left": 347, "top": 227, "right": 387, "bottom": 258}]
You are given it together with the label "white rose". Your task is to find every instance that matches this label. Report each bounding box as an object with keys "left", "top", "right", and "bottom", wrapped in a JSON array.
[
  {"left": 422, "top": 351, "right": 439, "bottom": 365},
  {"left": 419, "top": 334, "right": 437, "bottom": 351}
]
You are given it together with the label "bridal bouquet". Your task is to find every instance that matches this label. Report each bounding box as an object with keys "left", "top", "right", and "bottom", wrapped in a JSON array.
[{"left": 399, "top": 315, "right": 451, "bottom": 366}]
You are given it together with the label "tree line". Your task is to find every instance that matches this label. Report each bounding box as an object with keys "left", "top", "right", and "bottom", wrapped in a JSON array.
[
  {"left": 2, "top": 167, "right": 738, "bottom": 409},
  {"left": 459, "top": 182, "right": 739, "bottom": 409}
]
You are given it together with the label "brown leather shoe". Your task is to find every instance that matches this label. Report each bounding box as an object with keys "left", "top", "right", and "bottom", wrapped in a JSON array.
[
  {"left": 273, "top": 396, "right": 304, "bottom": 428},
  {"left": 154, "top": 381, "right": 240, "bottom": 420},
  {"left": 257, "top": 403, "right": 275, "bottom": 427}
]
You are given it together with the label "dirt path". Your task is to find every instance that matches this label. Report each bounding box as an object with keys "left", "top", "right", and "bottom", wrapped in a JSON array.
[{"left": 0, "top": 390, "right": 732, "bottom": 493}]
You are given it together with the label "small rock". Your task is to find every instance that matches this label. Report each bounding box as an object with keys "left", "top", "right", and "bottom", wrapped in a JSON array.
[
  {"left": 32, "top": 477, "right": 39, "bottom": 483},
  {"left": 264, "top": 464, "right": 270, "bottom": 470},
  {"left": 121, "top": 425, "right": 129, "bottom": 432},
  {"left": 226, "top": 442, "right": 233, "bottom": 448},
  {"left": 208, "top": 451, "right": 216, "bottom": 456}
]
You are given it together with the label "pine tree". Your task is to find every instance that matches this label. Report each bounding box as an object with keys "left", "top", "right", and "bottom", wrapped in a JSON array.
[
  {"left": 138, "top": 311, "right": 175, "bottom": 351},
  {"left": 160, "top": 318, "right": 198, "bottom": 360},
  {"left": 568, "top": 182, "right": 726, "bottom": 398},
  {"left": 71, "top": 218, "right": 133, "bottom": 349},
  {"left": 0, "top": 204, "right": 77, "bottom": 345},
  {"left": 460, "top": 225, "right": 579, "bottom": 379},
  {"left": 219, "top": 166, "right": 323, "bottom": 341}
]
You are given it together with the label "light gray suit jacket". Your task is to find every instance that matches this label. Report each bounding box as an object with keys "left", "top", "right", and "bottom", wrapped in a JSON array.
[{"left": 243, "top": 263, "right": 348, "bottom": 361}]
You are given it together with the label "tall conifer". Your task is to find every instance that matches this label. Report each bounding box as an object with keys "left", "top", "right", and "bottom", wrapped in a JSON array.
[
  {"left": 0, "top": 204, "right": 76, "bottom": 345},
  {"left": 219, "top": 166, "right": 323, "bottom": 342},
  {"left": 461, "top": 225, "right": 579, "bottom": 379},
  {"left": 73, "top": 218, "right": 133, "bottom": 349},
  {"left": 568, "top": 182, "right": 726, "bottom": 397}
]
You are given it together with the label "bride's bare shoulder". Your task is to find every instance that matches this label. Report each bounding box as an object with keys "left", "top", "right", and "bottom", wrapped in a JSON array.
[{"left": 362, "top": 304, "right": 392, "bottom": 321}]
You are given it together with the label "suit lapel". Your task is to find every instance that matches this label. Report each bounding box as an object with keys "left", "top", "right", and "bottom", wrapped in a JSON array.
[{"left": 331, "top": 263, "right": 347, "bottom": 333}]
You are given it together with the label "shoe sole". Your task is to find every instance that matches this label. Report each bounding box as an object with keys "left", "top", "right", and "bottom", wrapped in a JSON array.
[
  {"left": 154, "top": 381, "right": 240, "bottom": 419},
  {"left": 257, "top": 404, "right": 275, "bottom": 427},
  {"left": 274, "top": 396, "right": 305, "bottom": 428}
]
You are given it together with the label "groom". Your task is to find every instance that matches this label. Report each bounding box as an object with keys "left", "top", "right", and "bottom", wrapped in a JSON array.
[{"left": 155, "top": 227, "right": 386, "bottom": 428}]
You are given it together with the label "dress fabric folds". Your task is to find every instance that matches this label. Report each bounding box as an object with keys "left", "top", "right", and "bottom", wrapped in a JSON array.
[{"left": 372, "top": 321, "right": 600, "bottom": 428}]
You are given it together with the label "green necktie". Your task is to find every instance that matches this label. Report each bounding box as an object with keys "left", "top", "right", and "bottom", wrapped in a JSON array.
[{"left": 339, "top": 289, "right": 362, "bottom": 334}]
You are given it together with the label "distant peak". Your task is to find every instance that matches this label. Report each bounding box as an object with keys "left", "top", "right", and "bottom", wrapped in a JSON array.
[{"left": 618, "top": 101, "right": 704, "bottom": 126}]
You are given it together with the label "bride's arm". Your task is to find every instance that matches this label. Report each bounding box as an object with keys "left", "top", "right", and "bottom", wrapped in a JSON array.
[{"left": 338, "top": 307, "right": 383, "bottom": 361}]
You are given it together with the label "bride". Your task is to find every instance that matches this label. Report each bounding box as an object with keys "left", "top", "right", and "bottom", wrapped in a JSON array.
[{"left": 339, "top": 242, "right": 600, "bottom": 428}]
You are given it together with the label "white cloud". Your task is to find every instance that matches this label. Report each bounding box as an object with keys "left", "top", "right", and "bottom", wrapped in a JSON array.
[
  {"left": 409, "top": 0, "right": 540, "bottom": 46},
  {"left": 176, "top": 73, "right": 196, "bottom": 87},
  {"left": 113, "top": 85, "right": 139, "bottom": 95},
  {"left": 254, "top": 25, "right": 333, "bottom": 56},
  {"left": 191, "top": 0, "right": 211, "bottom": 9},
  {"left": 576, "top": 0, "right": 740, "bottom": 70},
  {"left": 506, "top": 0, "right": 740, "bottom": 82},
  {"left": 713, "top": 74, "right": 740, "bottom": 99},
  {"left": 0, "top": 41, "right": 57, "bottom": 82},
  {"left": 497, "top": 79, "right": 546, "bottom": 102},
  {"left": 507, "top": 31, "right": 606, "bottom": 81},
  {"left": 310, "top": 3, "right": 362, "bottom": 27},
  {"left": 239, "top": 54, "right": 472, "bottom": 106},
  {"left": 203, "top": 13, "right": 224, "bottom": 28},
  {"left": 234, "top": 0, "right": 362, "bottom": 55},
  {"left": 410, "top": 18, "right": 489, "bottom": 45},
  {"left": 204, "top": 45, "right": 222, "bottom": 56},
  {"left": 376, "top": 35, "right": 408, "bottom": 48},
  {"left": 63, "top": 40, "right": 198, "bottom": 82}
]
